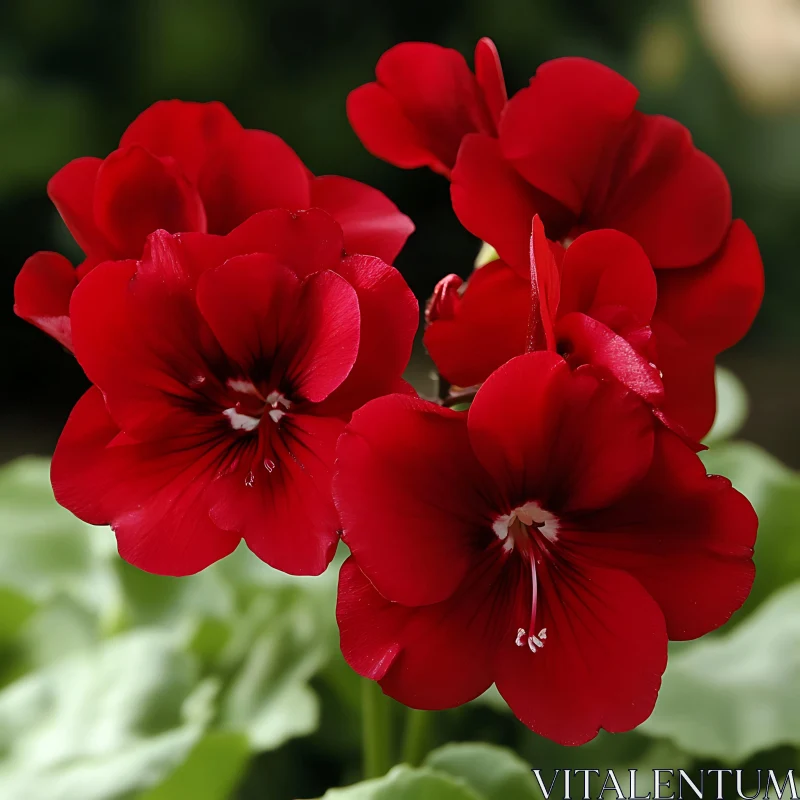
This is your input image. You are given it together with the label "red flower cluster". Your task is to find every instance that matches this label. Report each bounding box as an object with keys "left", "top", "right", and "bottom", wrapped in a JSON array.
[
  {"left": 350, "top": 41, "right": 764, "bottom": 440},
  {"left": 17, "top": 42, "right": 761, "bottom": 746},
  {"left": 14, "top": 100, "right": 413, "bottom": 350},
  {"left": 338, "top": 39, "right": 760, "bottom": 742}
]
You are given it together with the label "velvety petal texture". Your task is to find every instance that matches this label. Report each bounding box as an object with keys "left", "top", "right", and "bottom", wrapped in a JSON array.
[
  {"left": 52, "top": 218, "right": 417, "bottom": 577},
  {"left": 20, "top": 100, "right": 413, "bottom": 347},
  {"left": 14, "top": 251, "right": 78, "bottom": 349},
  {"left": 348, "top": 41, "right": 501, "bottom": 176},
  {"left": 335, "top": 352, "right": 756, "bottom": 744}
]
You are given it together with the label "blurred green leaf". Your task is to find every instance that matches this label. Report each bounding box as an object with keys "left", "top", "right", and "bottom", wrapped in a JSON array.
[
  {"left": 0, "top": 629, "right": 213, "bottom": 800},
  {"left": 219, "top": 591, "right": 328, "bottom": 751},
  {"left": 702, "top": 440, "right": 800, "bottom": 611},
  {"left": 321, "top": 764, "right": 484, "bottom": 800},
  {"left": 704, "top": 366, "right": 749, "bottom": 444},
  {"left": 425, "top": 742, "right": 543, "bottom": 800},
  {"left": 137, "top": 731, "right": 250, "bottom": 800},
  {"left": 0, "top": 457, "right": 121, "bottom": 628},
  {"left": 0, "top": 588, "right": 36, "bottom": 646},
  {"left": 641, "top": 581, "right": 800, "bottom": 761}
]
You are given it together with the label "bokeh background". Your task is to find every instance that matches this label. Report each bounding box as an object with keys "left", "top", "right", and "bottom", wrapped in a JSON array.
[{"left": 0, "top": 1, "right": 799, "bottom": 799}]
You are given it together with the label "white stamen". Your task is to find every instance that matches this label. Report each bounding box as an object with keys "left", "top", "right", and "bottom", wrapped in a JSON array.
[
  {"left": 492, "top": 502, "right": 559, "bottom": 549},
  {"left": 227, "top": 378, "right": 262, "bottom": 397},
  {"left": 223, "top": 408, "right": 261, "bottom": 431},
  {"left": 268, "top": 408, "right": 286, "bottom": 424},
  {"left": 515, "top": 628, "right": 526, "bottom": 647},
  {"left": 266, "top": 391, "right": 291, "bottom": 409}
]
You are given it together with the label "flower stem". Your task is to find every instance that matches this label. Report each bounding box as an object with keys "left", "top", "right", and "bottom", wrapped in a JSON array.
[
  {"left": 401, "top": 708, "right": 430, "bottom": 767},
  {"left": 361, "top": 679, "right": 392, "bottom": 779}
]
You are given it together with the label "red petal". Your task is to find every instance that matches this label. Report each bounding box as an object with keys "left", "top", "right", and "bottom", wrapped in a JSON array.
[
  {"left": 14, "top": 251, "right": 77, "bottom": 349},
  {"left": 654, "top": 220, "right": 764, "bottom": 354},
  {"left": 183, "top": 207, "right": 345, "bottom": 279},
  {"left": 451, "top": 134, "right": 571, "bottom": 273},
  {"left": 652, "top": 320, "right": 717, "bottom": 441},
  {"left": 527, "top": 215, "right": 559, "bottom": 351},
  {"left": 347, "top": 83, "right": 442, "bottom": 172},
  {"left": 309, "top": 175, "right": 414, "bottom": 263},
  {"left": 499, "top": 58, "right": 639, "bottom": 216},
  {"left": 495, "top": 558, "right": 667, "bottom": 745},
  {"left": 424, "top": 261, "right": 529, "bottom": 387},
  {"left": 206, "top": 414, "right": 343, "bottom": 576},
  {"left": 320, "top": 254, "right": 418, "bottom": 414},
  {"left": 198, "top": 129, "right": 311, "bottom": 234},
  {"left": 47, "top": 157, "right": 110, "bottom": 260},
  {"left": 598, "top": 113, "right": 731, "bottom": 268},
  {"left": 93, "top": 146, "right": 206, "bottom": 258},
  {"left": 120, "top": 100, "right": 243, "bottom": 183},
  {"left": 52, "top": 388, "right": 238, "bottom": 575},
  {"left": 348, "top": 43, "right": 493, "bottom": 176},
  {"left": 474, "top": 38, "right": 507, "bottom": 130},
  {"left": 196, "top": 255, "right": 360, "bottom": 403},
  {"left": 555, "top": 313, "right": 664, "bottom": 405},
  {"left": 70, "top": 232, "right": 224, "bottom": 437},
  {"left": 337, "top": 557, "right": 503, "bottom": 708},
  {"left": 570, "top": 428, "right": 756, "bottom": 640},
  {"left": 559, "top": 229, "right": 656, "bottom": 325},
  {"left": 468, "top": 353, "right": 654, "bottom": 513},
  {"left": 334, "top": 393, "right": 495, "bottom": 607}
]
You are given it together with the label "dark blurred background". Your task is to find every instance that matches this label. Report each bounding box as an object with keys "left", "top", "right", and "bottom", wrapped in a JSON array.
[{"left": 1, "top": 0, "right": 798, "bottom": 463}]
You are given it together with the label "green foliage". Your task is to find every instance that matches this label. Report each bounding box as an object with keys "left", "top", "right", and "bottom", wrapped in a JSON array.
[
  {"left": 0, "top": 456, "right": 341, "bottom": 799},
  {"left": 425, "top": 742, "right": 543, "bottom": 800},
  {"left": 641, "top": 581, "right": 800, "bottom": 761},
  {"left": 321, "top": 765, "right": 483, "bottom": 800},
  {"left": 138, "top": 732, "right": 251, "bottom": 800}
]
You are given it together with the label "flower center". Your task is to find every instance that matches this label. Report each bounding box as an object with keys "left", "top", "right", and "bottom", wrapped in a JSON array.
[
  {"left": 222, "top": 379, "right": 291, "bottom": 431},
  {"left": 493, "top": 502, "right": 558, "bottom": 654}
]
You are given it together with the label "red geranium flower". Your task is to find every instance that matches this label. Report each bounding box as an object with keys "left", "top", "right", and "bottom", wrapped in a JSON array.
[
  {"left": 51, "top": 208, "right": 418, "bottom": 577},
  {"left": 425, "top": 216, "right": 763, "bottom": 440},
  {"left": 334, "top": 352, "right": 756, "bottom": 745},
  {"left": 347, "top": 38, "right": 506, "bottom": 177},
  {"left": 15, "top": 100, "right": 414, "bottom": 350},
  {"left": 349, "top": 40, "right": 764, "bottom": 395}
]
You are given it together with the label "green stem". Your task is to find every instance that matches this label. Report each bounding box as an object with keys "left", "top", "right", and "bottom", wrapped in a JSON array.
[
  {"left": 361, "top": 679, "right": 392, "bottom": 779},
  {"left": 402, "top": 708, "right": 430, "bottom": 767}
]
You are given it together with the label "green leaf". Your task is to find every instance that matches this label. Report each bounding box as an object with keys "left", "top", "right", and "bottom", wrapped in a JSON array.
[
  {"left": 219, "top": 591, "right": 328, "bottom": 751},
  {"left": 0, "top": 629, "right": 213, "bottom": 799},
  {"left": 0, "top": 457, "right": 121, "bottom": 629},
  {"left": 321, "top": 764, "right": 484, "bottom": 800},
  {"left": 137, "top": 731, "right": 250, "bottom": 800},
  {"left": 704, "top": 366, "right": 749, "bottom": 444},
  {"left": 425, "top": 742, "right": 542, "bottom": 800},
  {"left": 702, "top": 440, "right": 800, "bottom": 611},
  {"left": 641, "top": 581, "right": 800, "bottom": 761}
]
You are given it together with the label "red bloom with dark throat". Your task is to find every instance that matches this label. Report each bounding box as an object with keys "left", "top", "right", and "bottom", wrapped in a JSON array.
[
  {"left": 15, "top": 100, "right": 414, "bottom": 350},
  {"left": 51, "top": 209, "right": 418, "bottom": 577},
  {"left": 334, "top": 352, "right": 756, "bottom": 745}
]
